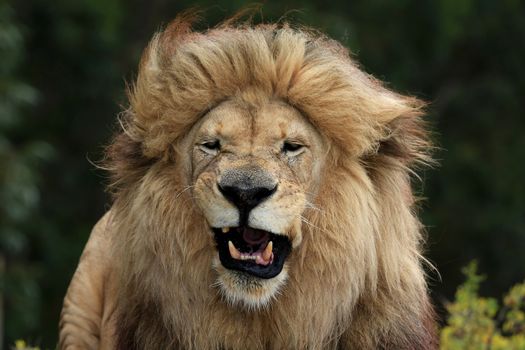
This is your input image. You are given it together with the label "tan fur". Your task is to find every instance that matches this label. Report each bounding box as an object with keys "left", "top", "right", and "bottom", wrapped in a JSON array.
[{"left": 60, "top": 14, "right": 438, "bottom": 350}]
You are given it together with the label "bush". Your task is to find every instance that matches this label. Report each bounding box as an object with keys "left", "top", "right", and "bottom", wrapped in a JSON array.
[
  {"left": 441, "top": 262, "right": 525, "bottom": 349},
  {"left": 12, "top": 340, "right": 40, "bottom": 350}
]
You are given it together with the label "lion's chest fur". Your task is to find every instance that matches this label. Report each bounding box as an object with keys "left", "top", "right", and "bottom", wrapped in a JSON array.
[
  {"left": 117, "top": 263, "right": 355, "bottom": 350},
  {"left": 119, "top": 307, "right": 344, "bottom": 350}
]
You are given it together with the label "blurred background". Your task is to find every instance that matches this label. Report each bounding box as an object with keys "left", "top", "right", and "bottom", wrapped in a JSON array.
[{"left": 1, "top": 0, "right": 524, "bottom": 347}]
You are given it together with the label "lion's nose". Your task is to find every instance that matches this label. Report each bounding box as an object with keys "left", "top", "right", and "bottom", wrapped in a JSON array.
[{"left": 218, "top": 183, "right": 277, "bottom": 211}]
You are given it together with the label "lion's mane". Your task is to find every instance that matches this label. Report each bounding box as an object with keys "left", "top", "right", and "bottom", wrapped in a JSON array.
[{"left": 106, "top": 14, "right": 437, "bottom": 350}]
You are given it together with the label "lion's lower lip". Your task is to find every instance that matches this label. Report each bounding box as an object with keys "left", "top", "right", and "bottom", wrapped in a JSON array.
[{"left": 212, "top": 227, "right": 291, "bottom": 279}]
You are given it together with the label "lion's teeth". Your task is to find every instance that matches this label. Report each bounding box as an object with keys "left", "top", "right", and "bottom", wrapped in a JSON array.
[
  {"left": 229, "top": 240, "right": 272, "bottom": 263},
  {"left": 222, "top": 227, "right": 230, "bottom": 233},
  {"left": 262, "top": 241, "right": 273, "bottom": 261},
  {"left": 228, "top": 241, "right": 241, "bottom": 259}
]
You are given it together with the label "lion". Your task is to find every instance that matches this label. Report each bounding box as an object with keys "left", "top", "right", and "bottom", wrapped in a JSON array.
[{"left": 59, "top": 14, "right": 438, "bottom": 350}]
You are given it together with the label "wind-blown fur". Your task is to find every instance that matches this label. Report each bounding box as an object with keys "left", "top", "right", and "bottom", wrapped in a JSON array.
[{"left": 106, "top": 14, "right": 438, "bottom": 350}]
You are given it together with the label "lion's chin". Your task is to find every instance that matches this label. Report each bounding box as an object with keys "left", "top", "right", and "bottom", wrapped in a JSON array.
[{"left": 213, "top": 257, "right": 288, "bottom": 309}]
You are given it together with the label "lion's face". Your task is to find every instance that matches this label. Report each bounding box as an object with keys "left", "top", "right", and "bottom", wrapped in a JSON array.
[{"left": 186, "top": 98, "right": 326, "bottom": 307}]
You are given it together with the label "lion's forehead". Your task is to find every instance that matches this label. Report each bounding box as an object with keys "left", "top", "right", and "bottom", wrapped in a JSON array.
[{"left": 197, "top": 99, "right": 313, "bottom": 145}]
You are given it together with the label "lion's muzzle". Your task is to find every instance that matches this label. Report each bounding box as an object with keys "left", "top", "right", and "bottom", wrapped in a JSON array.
[{"left": 212, "top": 167, "right": 291, "bottom": 279}]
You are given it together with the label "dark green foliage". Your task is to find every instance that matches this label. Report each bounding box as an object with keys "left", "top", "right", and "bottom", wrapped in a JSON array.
[
  {"left": 1, "top": 2, "right": 50, "bottom": 343},
  {"left": 1, "top": 0, "right": 524, "bottom": 347}
]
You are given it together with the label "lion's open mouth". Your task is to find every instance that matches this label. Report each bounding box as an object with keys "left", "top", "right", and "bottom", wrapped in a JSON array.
[{"left": 212, "top": 227, "right": 292, "bottom": 279}]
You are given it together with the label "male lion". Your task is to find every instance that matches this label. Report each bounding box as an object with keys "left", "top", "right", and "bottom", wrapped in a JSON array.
[{"left": 59, "top": 14, "right": 438, "bottom": 350}]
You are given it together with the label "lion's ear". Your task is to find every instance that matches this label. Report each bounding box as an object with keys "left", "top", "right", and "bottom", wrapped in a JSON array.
[
  {"left": 372, "top": 110, "right": 433, "bottom": 170},
  {"left": 104, "top": 130, "right": 155, "bottom": 196}
]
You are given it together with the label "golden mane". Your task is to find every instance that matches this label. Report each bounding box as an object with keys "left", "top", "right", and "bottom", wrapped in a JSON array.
[{"left": 105, "top": 14, "right": 437, "bottom": 350}]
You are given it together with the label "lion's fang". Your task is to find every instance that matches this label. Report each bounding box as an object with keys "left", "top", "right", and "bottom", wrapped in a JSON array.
[
  {"left": 262, "top": 241, "right": 273, "bottom": 261},
  {"left": 228, "top": 241, "right": 241, "bottom": 259}
]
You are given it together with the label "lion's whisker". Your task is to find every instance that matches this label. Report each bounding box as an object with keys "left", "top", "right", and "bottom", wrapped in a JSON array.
[
  {"left": 175, "top": 185, "right": 195, "bottom": 199},
  {"left": 298, "top": 215, "right": 321, "bottom": 231},
  {"left": 305, "top": 200, "right": 322, "bottom": 212}
]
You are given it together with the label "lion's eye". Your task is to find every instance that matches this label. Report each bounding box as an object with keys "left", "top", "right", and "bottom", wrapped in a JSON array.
[
  {"left": 200, "top": 140, "right": 221, "bottom": 155},
  {"left": 282, "top": 141, "right": 304, "bottom": 156}
]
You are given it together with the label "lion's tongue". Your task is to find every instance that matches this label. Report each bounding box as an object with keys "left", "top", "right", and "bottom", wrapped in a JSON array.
[{"left": 242, "top": 227, "right": 269, "bottom": 245}]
